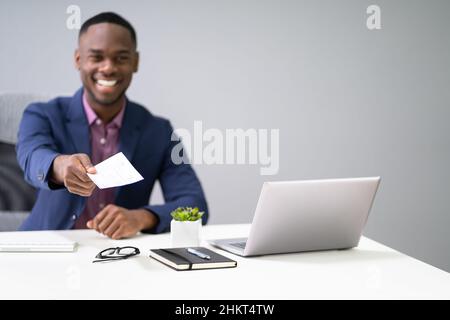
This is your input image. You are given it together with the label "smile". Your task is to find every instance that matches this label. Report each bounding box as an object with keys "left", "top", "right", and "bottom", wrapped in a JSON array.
[{"left": 95, "top": 79, "right": 118, "bottom": 87}]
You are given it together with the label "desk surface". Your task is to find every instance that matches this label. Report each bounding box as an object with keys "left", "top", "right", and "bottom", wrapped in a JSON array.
[{"left": 0, "top": 224, "right": 449, "bottom": 299}]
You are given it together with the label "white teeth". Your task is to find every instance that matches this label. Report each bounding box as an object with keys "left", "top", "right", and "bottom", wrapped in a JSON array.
[{"left": 96, "top": 79, "right": 117, "bottom": 87}]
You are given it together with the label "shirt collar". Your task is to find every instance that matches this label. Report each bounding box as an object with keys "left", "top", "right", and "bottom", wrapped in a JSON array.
[{"left": 82, "top": 92, "right": 126, "bottom": 128}]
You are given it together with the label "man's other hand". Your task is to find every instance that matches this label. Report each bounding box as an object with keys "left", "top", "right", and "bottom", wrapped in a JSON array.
[
  {"left": 51, "top": 153, "right": 97, "bottom": 196},
  {"left": 86, "top": 205, "right": 158, "bottom": 239}
]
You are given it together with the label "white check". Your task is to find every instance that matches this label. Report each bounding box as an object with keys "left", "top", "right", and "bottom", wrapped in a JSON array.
[{"left": 87, "top": 152, "right": 144, "bottom": 189}]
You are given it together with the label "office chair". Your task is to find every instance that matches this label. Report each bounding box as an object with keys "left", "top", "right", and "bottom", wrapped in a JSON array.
[{"left": 0, "top": 93, "right": 49, "bottom": 231}]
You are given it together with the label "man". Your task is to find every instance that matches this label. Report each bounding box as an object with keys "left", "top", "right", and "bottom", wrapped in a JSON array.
[{"left": 16, "top": 12, "right": 208, "bottom": 239}]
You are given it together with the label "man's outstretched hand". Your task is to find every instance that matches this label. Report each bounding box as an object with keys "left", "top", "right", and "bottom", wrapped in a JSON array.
[
  {"left": 51, "top": 153, "right": 96, "bottom": 196},
  {"left": 87, "top": 205, "right": 158, "bottom": 239}
]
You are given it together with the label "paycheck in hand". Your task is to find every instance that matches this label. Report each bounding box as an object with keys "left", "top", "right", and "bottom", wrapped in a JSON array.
[{"left": 149, "top": 247, "right": 237, "bottom": 271}]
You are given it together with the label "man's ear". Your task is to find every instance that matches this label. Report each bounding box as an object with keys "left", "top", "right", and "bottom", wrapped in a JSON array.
[
  {"left": 133, "top": 51, "right": 139, "bottom": 73},
  {"left": 74, "top": 49, "right": 81, "bottom": 70}
]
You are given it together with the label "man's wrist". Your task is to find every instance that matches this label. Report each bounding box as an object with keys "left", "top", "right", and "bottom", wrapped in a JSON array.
[
  {"left": 135, "top": 209, "right": 158, "bottom": 231},
  {"left": 50, "top": 154, "right": 67, "bottom": 185}
]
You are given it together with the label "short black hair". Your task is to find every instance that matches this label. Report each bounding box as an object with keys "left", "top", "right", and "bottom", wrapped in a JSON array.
[{"left": 79, "top": 12, "right": 137, "bottom": 48}]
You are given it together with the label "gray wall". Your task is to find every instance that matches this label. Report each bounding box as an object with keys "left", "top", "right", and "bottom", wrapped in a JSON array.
[{"left": 1, "top": 0, "right": 449, "bottom": 272}]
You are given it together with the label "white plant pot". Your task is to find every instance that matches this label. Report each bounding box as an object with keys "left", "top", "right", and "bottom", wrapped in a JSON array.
[{"left": 170, "top": 219, "right": 201, "bottom": 248}]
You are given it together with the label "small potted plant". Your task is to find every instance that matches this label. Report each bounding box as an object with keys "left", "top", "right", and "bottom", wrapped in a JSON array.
[{"left": 170, "top": 207, "right": 204, "bottom": 247}]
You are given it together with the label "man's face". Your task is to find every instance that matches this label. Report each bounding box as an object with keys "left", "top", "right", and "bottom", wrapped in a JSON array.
[{"left": 75, "top": 23, "right": 139, "bottom": 106}]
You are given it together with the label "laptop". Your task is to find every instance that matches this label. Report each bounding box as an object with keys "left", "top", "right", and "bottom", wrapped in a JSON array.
[
  {"left": 0, "top": 230, "right": 77, "bottom": 252},
  {"left": 209, "top": 177, "right": 381, "bottom": 257}
]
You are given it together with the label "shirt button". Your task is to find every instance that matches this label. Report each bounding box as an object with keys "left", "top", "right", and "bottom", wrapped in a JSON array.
[
  {"left": 72, "top": 214, "right": 77, "bottom": 220},
  {"left": 100, "top": 138, "right": 106, "bottom": 145},
  {"left": 96, "top": 119, "right": 102, "bottom": 126}
]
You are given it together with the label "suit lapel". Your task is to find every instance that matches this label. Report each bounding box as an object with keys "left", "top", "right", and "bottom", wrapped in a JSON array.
[
  {"left": 119, "top": 100, "right": 141, "bottom": 163},
  {"left": 65, "top": 88, "right": 90, "bottom": 155},
  {"left": 115, "top": 100, "right": 142, "bottom": 201}
]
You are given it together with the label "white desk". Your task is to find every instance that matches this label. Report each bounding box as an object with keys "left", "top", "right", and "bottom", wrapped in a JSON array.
[{"left": 0, "top": 224, "right": 449, "bottom": 299}]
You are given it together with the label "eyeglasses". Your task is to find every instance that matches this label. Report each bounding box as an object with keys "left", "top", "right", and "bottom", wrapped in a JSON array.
[{"left": 93, "top": 246, "right": 140, "bottom": 263}]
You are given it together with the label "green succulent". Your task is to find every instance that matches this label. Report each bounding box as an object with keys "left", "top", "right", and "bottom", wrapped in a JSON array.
[{"left": 170, "top": 207, "right": 204, "bottom": 222}]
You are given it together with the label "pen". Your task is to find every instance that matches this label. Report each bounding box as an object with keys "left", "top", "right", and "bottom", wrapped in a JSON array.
[{"left": 186, "top": 248, "right": 211, "bottom": 260}]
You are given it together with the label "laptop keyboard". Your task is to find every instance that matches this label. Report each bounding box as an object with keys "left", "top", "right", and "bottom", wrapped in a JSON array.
[{"left": 230, "top": 241, "right": 247, "bottom": 249}]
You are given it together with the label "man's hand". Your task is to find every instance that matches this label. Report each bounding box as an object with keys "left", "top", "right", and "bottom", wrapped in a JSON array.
[
  {"left": 51, "top": 153, "right": 97, "bottom": 196},
  {"left": 86, "top": 205, "right": 158, "bottom": 239}
]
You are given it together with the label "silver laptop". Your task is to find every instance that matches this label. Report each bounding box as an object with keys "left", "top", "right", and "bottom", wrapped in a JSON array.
[{"left": 209, "top": 177, "right": 381, "bottom": 257}]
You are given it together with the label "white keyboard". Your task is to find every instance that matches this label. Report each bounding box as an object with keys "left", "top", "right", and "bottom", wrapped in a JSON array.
[{"left": 0, "top": 242, "right": 77, "bottom": 252}]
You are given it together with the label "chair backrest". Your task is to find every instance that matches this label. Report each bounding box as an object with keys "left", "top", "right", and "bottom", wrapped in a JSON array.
[
  {"left": 0, "top": 93, "right": 50, "bottom": 144},
  {"left": 0, "top": 93, "right": 50, "bottom": 230}
]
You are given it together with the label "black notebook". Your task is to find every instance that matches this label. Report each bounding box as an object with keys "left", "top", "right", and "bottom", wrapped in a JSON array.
[{"left": 149, "top": 247, "right": 237, "bottom": 271}]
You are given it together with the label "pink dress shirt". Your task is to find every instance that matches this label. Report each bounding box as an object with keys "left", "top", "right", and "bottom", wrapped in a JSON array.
[{"left": 73, "top": 93, "right": 126, "bottom": 229}]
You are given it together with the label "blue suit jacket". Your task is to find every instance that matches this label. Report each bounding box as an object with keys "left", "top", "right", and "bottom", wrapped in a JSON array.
[{"left": 16, "top": 88, "right": 208, "bottom": 233}]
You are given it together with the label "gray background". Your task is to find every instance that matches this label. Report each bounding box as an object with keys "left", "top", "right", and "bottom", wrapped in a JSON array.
[{"left": 1, "top": 0, "right": 449, "bottom": 272}]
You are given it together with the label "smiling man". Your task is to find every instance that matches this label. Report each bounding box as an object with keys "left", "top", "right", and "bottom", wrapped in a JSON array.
[{"left": 16, "top": 12, "right": 208, "bottom": 238}]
